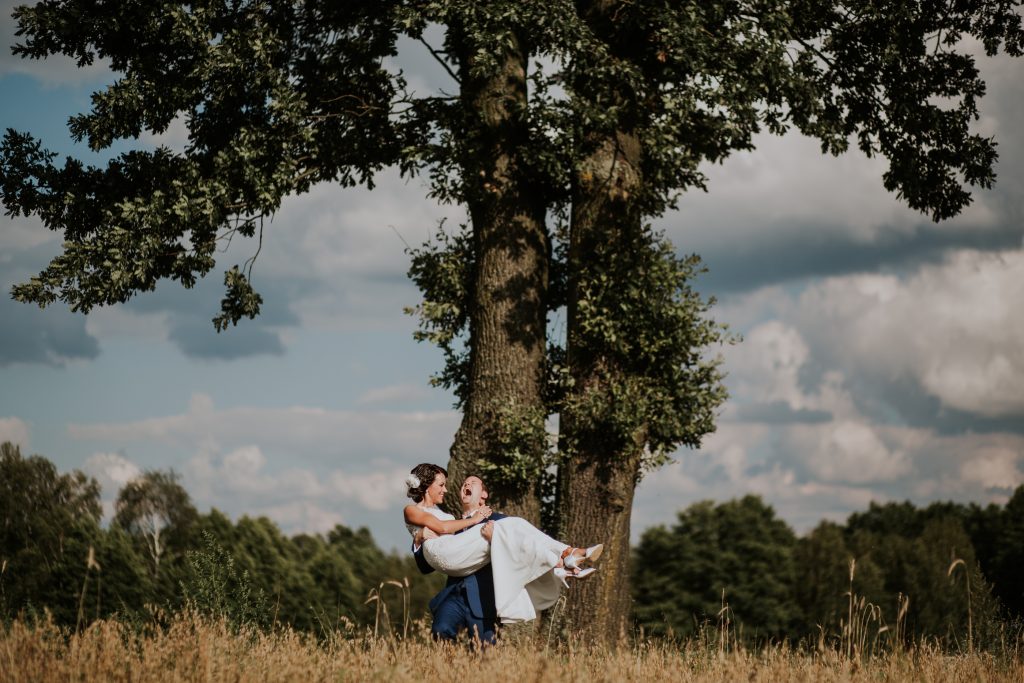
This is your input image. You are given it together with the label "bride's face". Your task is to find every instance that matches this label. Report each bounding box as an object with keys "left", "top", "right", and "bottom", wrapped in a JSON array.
[{"left": 425, "top": 473, "right": 447, "bottom": 505}]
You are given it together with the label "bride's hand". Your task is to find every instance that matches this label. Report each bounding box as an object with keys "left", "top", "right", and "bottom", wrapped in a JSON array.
[{"left": 474, "top": 505, "right": 492, "bottom": 519}]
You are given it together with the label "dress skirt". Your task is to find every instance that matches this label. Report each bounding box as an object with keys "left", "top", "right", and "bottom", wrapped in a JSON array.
[{"left": 422, "top": 517, "right": 566, "bottom": 623}]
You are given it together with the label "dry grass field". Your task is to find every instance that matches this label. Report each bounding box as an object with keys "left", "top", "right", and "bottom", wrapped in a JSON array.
[{"left": 2, "top": 612, "right": 1021, "bottom": 683}]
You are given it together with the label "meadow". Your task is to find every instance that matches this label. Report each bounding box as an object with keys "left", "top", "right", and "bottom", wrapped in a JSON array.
[{"left": 2, "top": 610, "right": 1022, "bottom": 683}]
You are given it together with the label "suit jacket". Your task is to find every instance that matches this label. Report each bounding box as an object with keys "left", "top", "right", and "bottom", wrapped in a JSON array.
[{"left": 414, "top": 511, "right": 508, "bottom": 620}]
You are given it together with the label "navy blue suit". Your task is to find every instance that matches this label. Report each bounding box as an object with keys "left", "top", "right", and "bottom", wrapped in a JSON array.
[{"left": 414, "top": 512, "right": 507, "bottom": 644}]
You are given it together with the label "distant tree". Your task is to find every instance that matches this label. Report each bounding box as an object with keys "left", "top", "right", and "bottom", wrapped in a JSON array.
[
  {"left": 93, "top": 524, "right": 153, "bottom": 619},
  {"left": 231, "top": 516, "right": 318, "bottom": 629},
  {"left": 847, "top": 513, "right": 1001, "bottom": 647},
  {"left": 794, "top": 521, "right": 854, "bottom": 637},
  {"left": 633, "top": 496, "right": 799, "bottom": 641},
  {"left": 0, "top": 442, "right": 101, "bottom": 569},
  {"left": 846, "top": 501, "right": 929, "bottom": 539},
  {"left": 113, "top": 470, "right": 197, "bottom": 580},
  {"left": 908, "top": 519, "right": 998, "bottom": 646},
  {"left": 0, "top": 443, "right": 109, "bottom": 624},
  {"left": 292, "top": 531, "right": 363, "bottom": 627},
  {"left": 989, "top": 486, "right": 1024, "bottom": 618}
]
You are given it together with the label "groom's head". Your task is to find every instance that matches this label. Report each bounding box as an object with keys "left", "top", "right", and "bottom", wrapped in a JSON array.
[{"left": 460, "top": 474, "right": 488, "bottom": 513}]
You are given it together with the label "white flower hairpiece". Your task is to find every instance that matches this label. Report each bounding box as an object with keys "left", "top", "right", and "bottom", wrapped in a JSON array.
[{"left": 405, "top": 473, "right": 421, "bottom": 491}]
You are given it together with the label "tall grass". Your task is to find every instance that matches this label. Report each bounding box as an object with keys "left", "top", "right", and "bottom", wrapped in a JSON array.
[
  {"left": 1, "top": 609, "right": 1021, "bottom": 683},
  {"left": 3, "top": 539, "right": 1020, "bottom": 681}
]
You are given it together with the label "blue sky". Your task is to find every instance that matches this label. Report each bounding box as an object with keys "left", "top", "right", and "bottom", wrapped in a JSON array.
[{"left": 2, "top": 4, "right": 1022, "bottom": 551}]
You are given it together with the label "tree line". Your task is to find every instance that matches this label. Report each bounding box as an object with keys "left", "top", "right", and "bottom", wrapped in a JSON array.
[
  {"left": 3, "top": 442, "right": 1021, "bottom": 649},
  {"left": 0, "top": 443, "right": 444, "bottom": 633},
  {"left": 633, "top": 492, "right": 1024, "bottom": 650}
]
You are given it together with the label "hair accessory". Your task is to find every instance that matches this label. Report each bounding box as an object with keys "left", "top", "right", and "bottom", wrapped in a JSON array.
[{"left": 405, "top": 473, "right": 421, "bottom": 490}]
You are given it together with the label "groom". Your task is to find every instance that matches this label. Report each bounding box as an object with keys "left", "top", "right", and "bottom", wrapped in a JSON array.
[{"left": 413, "top": 473, "right": 505, "bottom": 644}]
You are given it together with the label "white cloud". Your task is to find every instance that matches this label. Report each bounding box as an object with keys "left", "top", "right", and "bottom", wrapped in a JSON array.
[
  {"left": 84, "top": 307, "right": 171, "bottom": 342},
  {"left": 633, "top": 414, "right": 1024, "bottom": 539},
  {"left": 75, "top": 444, "right": 355, "bottom": 534},
  {"left": 139, "top": 114, "right": 190, "bottom": 152},
  {"left": 0, "top": 0, "right": 112, "bottom": 87},
  {"left": 0, "top": 416, "right": 30, "bottom": 449},
  {"left": 673, "top": 131, "right": 925, "bottom": 241},
  {"left": 245, "top": 170, "right": 466, "bottom": 331},
  {"left": 68, "top": 393, "right": 460, "bottom": 461},
  {"left": 65, "top": 395, "right": 456, "bottom": 539},
  {"left": 187, "top": 443, "right": 411, "bottom": 511},
  {"left": 786, "top": 420, "right": 912, "bottom": 484},
  {"left": 797, "top": 249, "right": 1024, "bottom": 418},
  {"left": 633, "top": 436, "right": 886, "bottom": 537},
  {"left": 629, "top": 252, "right": 1024, "bottom": 540},
  {"left": 188, "top": 444, "right": 321, "bottom": 499},
  {"left": 0, "top": 216, "right": 57, "bottom": 254},
  {"left": 180, "top": 443, "right": 412, "bottom": 534},
  {"left": 323, "top": 468, "right": 411, "bottom": 511},
  {"left": 256, "top": 501, "right": 345, "bottom": 535},
  {"left": 664, "top": 50, "right": 1019, "bottom": 262},
  {"left": 724, "top": 320, "right": 856, "bottom": 418},
  {"left": 356, "top": 383, "right": 433, "bottom": 405},
  {"left": 726, "top": 321, "right": 809, "bottom": 408},
  {"left": 189, "top": 393, "right": 215, "bottom": 415},
  {"left": 82, "top": 451, "right": 142, "bottom": 518},
  {"left": 84, "top": 451, "right": 142, "bottom": 488},
  {"left": 959, "top": 446, "right": 1024, "bottom": 491}
]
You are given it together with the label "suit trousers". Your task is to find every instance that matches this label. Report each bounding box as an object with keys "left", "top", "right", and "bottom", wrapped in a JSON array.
[{"left": 431, "top": 583, "right": 497, "bottom": 645}]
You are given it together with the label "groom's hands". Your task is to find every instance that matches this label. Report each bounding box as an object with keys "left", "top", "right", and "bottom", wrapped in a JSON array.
[{"left": 481, "top": 521, "right": 494, "bottom": 543}]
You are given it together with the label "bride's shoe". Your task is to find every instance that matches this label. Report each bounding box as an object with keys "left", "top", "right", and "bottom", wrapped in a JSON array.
[
  {"left": 553, "top": 566, "right": 598, "bottom": 588},
  {"left": 563, "top": 544, "right": 604, "bottom": 570}
]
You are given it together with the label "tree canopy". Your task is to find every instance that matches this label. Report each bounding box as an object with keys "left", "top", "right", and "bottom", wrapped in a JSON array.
[{"left": 2, "top": 0, "right": 1020, "bottom": 322}]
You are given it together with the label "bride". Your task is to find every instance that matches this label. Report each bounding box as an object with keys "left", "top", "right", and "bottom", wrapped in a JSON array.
[{"left": 404, "top": 463, "right": 603, "bottom": 624}]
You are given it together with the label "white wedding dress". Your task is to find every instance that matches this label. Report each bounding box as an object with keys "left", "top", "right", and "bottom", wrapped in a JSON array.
[{"left": 408, "top": 506, "right": 565, "bottom": 623}]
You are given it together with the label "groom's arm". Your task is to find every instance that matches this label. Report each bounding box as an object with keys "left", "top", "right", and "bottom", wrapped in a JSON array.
[
  {"left": 415, "top": 511, "right": 508, "bottom": 575},
  {"left": 412, "top": 543, "right": 435, "bottom": 575}
]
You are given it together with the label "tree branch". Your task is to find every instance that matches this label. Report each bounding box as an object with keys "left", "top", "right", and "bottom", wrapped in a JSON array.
[{"left": 418, "top": 37, "right": 461, "bottom": 85}]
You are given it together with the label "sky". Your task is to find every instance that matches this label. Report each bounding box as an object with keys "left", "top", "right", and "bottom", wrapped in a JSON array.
[{"left": 1, "top": 5, "right": 1022, "bottom": 552}]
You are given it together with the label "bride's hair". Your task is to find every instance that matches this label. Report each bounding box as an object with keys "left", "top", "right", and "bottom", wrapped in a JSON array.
[{"left": 407, "top": 463, "right": 447, "bottom": 502}]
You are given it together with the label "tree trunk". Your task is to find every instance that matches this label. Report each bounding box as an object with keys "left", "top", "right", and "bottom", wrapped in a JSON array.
[
  {"left": 445, "top": 24, "right": 549, "bottom": 523},
  {"left": 561, "top": 130, "right": 644, "bottom": 642}
]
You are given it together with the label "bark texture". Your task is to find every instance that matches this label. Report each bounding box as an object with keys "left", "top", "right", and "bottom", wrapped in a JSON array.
[
  {"left": 561, "top": 130, "right": 645, "bottom": 642},
  {"left": 445, "top": 24, "right": 549, "bottom": 523}
]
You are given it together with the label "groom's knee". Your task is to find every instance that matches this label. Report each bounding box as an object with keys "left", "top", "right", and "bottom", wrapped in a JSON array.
[
  {"left": 431, "top": 599, "right": 465, "bottom": 642},
  {"left": 470, "top": 620, "right": 497, "bottom": 646},
  {"left": 431, "top": 619, "right": 461, "bottom": 642}
]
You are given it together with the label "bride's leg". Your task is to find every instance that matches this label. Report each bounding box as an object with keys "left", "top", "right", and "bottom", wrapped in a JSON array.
[
  {"left": 422, "top": 525, "right": 491, "bottom": 577},
  {"left": 494, "top": 517, "right": 569, "bottom": 558},
  {"left": 494, "top": 517, "right": 600, "bottom": 567}
]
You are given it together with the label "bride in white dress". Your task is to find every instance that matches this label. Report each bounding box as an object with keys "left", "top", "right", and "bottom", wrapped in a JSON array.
[{"left": 403, "top": 463, "right": 602, "bottom": 624}]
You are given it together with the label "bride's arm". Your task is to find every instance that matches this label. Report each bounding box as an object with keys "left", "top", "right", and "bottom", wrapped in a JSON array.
[{"left": 404, "top": 505, "right": 492, "bottom": 535}]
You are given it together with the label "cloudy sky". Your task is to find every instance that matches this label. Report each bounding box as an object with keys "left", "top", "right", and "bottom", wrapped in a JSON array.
[{"left": 2, "top": 6, "right": 1021, "bottom": 551}]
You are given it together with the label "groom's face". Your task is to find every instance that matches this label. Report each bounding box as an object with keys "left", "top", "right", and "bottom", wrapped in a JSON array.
[{"left": 460, "top": 476, "right": 487, "bottom": 511}]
